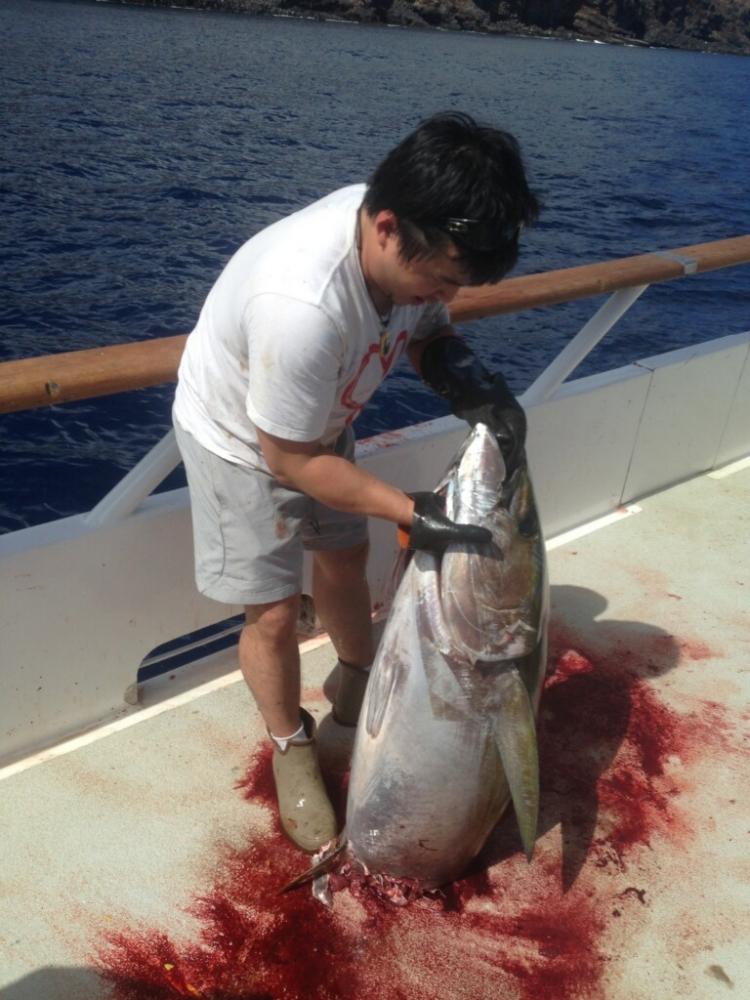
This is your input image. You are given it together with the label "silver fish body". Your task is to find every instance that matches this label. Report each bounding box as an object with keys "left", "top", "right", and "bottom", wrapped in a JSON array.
[{"left": 346, "top": 424, "right": 548, "bottom": 888}]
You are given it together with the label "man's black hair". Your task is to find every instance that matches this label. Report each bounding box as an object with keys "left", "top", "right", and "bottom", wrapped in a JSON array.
[{"left": 363, "top": 112, "right": 539, "bottom": 285}]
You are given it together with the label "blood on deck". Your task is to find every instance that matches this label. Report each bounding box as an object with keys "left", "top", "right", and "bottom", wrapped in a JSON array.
[{"left": 95, "top": 621, "right": 739, "bottom": 1000}]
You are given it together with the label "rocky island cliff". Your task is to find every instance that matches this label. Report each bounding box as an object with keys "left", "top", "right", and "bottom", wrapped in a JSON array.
[{"left": 130, "top": 1, "right": 750, "bottom": 55}]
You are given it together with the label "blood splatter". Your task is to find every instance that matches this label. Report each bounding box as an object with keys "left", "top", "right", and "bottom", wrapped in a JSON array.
[
  {"left": 97, "top": 827, "right": 607, "bottom": 1000},
  {"left": 676, "top": 638, "right": 715, "bottom": 661},
  {"left": 94, "top": 621, "right": 736, "bottom": 1000},
  {"left": 234, "top": 744, "right": 276, "bottom": 814}
]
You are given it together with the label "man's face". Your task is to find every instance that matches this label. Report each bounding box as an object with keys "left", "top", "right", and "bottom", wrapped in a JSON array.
[
  {"left": 387, "top": 243, "right": 469, "bottom": 307},
  {"left": 373, "top": 211, "right": 471, "bottom": 307}
]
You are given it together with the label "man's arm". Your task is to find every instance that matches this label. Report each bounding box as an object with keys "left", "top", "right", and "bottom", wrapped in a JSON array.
[
  {"left": 257, "top": 426, "right": 414, "bottom": 526},
  {"left": 407, "top": 324, "right": 456, "bottom": 374},
  {"left": 409, "top": 325, "right": 527, "bottom": 479},
  {"left": 256, "top": 427, "right": 491, "bottom": 553}
]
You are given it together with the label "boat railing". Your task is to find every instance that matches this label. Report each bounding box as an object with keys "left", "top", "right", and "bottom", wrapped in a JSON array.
[
  {"left": 1, "top": 234, "right": 748, "bottom": 529},
  {"left": 1, "top": 235, "right": 748, "bottom": 414},
  {"left": 2, "top": 235, "right": 749, "bottom": 769}
]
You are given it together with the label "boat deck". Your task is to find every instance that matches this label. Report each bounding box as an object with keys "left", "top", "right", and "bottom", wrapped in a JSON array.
[{"left": 1, "top": 460, "right": 748, "bottom": 1000}]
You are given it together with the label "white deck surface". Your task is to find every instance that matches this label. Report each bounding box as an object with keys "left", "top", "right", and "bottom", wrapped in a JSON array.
[{"left": 1, "top": 462, "right": 748, "bottom": 1000}]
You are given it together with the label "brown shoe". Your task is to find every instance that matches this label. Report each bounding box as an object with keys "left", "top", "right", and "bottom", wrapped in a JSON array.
[
  {"left": 332, "top": 660, "right": 371, "bottom": 727},
  {"left": 271, "top": 709, "right": 337, "bottom": 853}
]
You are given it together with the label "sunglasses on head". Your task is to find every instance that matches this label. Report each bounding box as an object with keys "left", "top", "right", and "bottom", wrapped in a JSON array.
[{"left": 437, "top": 216, "right": 521, "bottom": 252}]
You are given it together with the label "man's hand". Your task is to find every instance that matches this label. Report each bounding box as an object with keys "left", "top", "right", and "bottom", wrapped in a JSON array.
[
  {"left": 452, "top": 372, "right": 527, "bottom": 479},
  {"left": 402, "top": 492, "right": 491, "bottom": 553},
  {"left": 418, "top": 334, "right": 527, "bottom": 477}
]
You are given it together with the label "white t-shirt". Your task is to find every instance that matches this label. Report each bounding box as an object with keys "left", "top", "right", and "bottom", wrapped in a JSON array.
[{"left": 173, "top": 184, "right": 449, "bottom": 468}]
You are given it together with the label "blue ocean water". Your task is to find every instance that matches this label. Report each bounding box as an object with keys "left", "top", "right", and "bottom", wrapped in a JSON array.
[{"left": 2, "top": 0, "right": 749, "bottom": 532}]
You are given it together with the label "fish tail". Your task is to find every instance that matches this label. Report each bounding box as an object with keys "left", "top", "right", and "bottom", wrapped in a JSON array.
[
  {"left": 278, "top": 839, "right": 347, "bottom": 894},
  {"left": 492, "top": 668, "right": 539, "bottom": 861}
]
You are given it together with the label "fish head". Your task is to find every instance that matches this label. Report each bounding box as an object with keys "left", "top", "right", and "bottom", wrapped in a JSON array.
[
  {"left": 438, "top": 424, "right": 546, "bottom": 663},
  {"left": 444, "top": 422, "right": 507, "bottom": 523}
]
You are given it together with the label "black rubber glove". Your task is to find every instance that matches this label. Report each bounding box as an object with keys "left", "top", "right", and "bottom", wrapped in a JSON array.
[
  {"left": 420, "top": 336, "right": 527, "bottom": 477},
  {"left": 405, "top": 492, "right": 492, "bottom": 553}
]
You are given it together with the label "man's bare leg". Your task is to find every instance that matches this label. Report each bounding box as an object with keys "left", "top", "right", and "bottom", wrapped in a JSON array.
[
  {"left": 240, "top": 594, "right": 336, "bottom": 852},
  {"left": 312, "top": 541, "right": 374, "bottom": 669},
  {"left": 239, "top": 595, "right": 302, "bottom": 738},
  {"left": 313, "top": 542, "right": 374, "bottom": 725}
]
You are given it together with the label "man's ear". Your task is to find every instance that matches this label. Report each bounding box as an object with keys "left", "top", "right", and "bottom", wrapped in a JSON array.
[{"left": 374, "top": 209, "right": 398, "bottom": 248}]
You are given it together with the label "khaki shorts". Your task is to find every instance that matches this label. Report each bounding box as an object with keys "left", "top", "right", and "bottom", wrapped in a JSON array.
[{"left": 174, "top": 421, "right": 368, "bottom": 606}]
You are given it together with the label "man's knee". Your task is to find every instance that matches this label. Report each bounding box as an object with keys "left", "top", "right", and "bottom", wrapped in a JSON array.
[{"left": 244, "top": 595, "right": 300, "bottom": 647}]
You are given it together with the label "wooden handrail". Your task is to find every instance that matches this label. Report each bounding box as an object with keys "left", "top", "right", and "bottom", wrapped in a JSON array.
[
  {"left": 1, "top": 235, "right": 748, "bottom": 415},
  {"left": 0, "top": 336, "right": 188, "bottom": 415},
  {"left": 451, "top": 235, "right": 750, "bottom": 321}
]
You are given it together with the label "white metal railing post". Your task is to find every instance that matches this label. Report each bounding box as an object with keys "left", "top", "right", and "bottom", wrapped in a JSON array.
[
  {"left": 84, "top": 429, "right": 182, "bottom": 528},
  {"left": 521, "top": 284, "right": 649, "bottom": 407}
]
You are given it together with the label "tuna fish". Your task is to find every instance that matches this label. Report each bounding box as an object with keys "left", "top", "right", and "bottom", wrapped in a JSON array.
[{"left": 286, "top": 423, "right": 548, "bottom": 899}]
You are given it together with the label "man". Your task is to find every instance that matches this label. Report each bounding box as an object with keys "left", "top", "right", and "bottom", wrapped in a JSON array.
[{"left": 173, "top": 112, "right": 539, "bottom": 853}]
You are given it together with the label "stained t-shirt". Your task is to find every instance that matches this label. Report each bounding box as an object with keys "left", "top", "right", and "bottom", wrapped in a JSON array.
[{"left": 173, "top": 184, "right": 449, "bottom": 469}]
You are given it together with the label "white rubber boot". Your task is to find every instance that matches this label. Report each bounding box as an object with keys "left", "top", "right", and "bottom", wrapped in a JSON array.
[{"left": 271, "top": 709, "right": 337, "bottom": 853}]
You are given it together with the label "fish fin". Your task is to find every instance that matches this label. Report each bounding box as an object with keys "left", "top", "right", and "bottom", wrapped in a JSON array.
[
  {"left": 365, "top": 655, "right": 400, "bottom": 738},
  {"left": 492, "top": 668, "right": 539, "bottom": 861},
  {"left": 366, "top": 560, "right": 432, "bottom": 738},
  {"left": 278, "top": 840, "right": 347, "bottom": 894},
  {"left": 422, "top": 637, "right": 473, "bottom": 722}
]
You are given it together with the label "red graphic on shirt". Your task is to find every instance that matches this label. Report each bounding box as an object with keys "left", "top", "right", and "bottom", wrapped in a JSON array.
[{"left": 341, "top": 329, "right": 408, "bottom": 424}]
